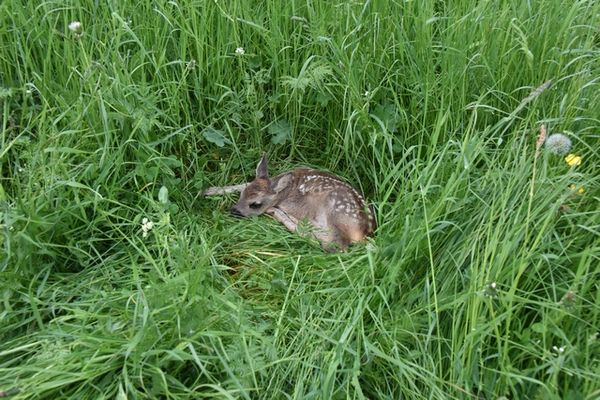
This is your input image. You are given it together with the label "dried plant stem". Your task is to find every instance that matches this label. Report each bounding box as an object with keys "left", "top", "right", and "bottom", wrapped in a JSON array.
[
  {"left": 202, "top": 183, "right": 248, "bottom": 196},
  {"left": 535, "top": 124, "right": 547, "bottom": 159}
]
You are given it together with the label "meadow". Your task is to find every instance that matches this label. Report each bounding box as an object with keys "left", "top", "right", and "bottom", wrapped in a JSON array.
[{"left": 1, "top": 0, "right": 599, "bottom": 398}]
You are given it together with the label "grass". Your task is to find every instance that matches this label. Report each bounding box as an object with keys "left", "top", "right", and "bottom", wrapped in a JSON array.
[{"left": 1, "top": 0, "right": 599, "bottom": 398}]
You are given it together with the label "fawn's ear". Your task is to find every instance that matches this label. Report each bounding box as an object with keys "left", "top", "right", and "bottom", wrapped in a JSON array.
[
  {"left": 255, "top": 153, "right": 269, "bottom": 179},
  {"left": 271, "top": 174, "right": 292, "bottom": 193}
]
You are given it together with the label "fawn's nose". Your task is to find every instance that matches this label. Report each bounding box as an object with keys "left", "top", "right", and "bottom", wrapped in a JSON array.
[{"left": 229, "top": 206, "right": 244, "bottom": 217}]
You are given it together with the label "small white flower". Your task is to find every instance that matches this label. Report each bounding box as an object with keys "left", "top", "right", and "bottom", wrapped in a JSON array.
[
  {"left": 552, "top": 345, "right": 565, "bottom": 354},
  {"left": 235, "top": 47, "right": 245, "bottom": 56},
  {"left": 364, "top": 90, "right": 370, "bottom": 97},
  {"left": 365, "top": 241, "right": 377, "bottom": 252},
  {"left": 483, "top": 282, "right": 498, "bottom": 298},
  {"left": 141, "top": 217, "right": 154, "bottom": 237},
  {"left": 68, "top": 21, "right": 82, "bottom": 33}
]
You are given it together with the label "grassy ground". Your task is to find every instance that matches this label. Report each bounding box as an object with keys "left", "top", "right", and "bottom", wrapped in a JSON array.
[{"left": 1, "top": 0, "right": 599, "bottom": 398}]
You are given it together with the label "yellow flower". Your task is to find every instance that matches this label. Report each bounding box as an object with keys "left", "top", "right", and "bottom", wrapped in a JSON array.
[
  {"left": 565, "top": 153, "right": 582, "bottom": 167},
  {"left": 569, "top": 184, "right": 585, "bottom": 194}
]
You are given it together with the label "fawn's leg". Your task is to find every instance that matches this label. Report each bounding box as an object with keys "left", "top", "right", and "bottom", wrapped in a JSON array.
[
  {"left": 266, "top": 207, "right": 299, "bottom": 232},
  {"left": 267, "top": 208, "right": 340, "bottom": 249}
]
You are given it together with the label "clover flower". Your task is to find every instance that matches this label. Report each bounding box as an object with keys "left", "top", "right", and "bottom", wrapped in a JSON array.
[
  {"left": 68, "top": 21, "right": 82, "bottom": 33},
  {"left": 560, "top": 290, "right": 577, "bottom": 310},
  {"left": 544, "top": 133, "right": 572, "bottom": 155},
  {"left": 141, "top": 217, "right": 154, "bottom": 238},
  {"left": 68, "top": 21, "right": 83, "bottom": 39}
]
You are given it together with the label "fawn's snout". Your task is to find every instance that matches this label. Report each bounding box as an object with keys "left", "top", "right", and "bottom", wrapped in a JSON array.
[{"left": 229, "top": 206, "right": 245, "bottom": 218}]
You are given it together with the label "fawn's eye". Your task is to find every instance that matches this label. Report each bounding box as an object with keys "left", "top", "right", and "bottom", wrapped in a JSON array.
[{"left": 249, "top": 202, "right": 262, "bottom": 209}]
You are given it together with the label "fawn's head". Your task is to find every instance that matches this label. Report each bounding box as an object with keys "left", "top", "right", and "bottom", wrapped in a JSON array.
[{"left": 230, "top": 154, "right": 290, "bottom": 217}]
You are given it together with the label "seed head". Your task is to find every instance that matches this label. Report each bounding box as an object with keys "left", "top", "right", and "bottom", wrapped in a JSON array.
[
  {"left": 535, "top": 124, "right": 547, "bottom": 156},
  {"left": 544, "top": 133, "right": 572, "bottom": 155}
]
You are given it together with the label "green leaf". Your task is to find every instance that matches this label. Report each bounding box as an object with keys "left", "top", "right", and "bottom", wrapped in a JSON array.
[
  {"left": 158, "top": 186, "right": 169, "bottom": 204},
  {"left": 316, "top": 92, "right": 332, "bottom": 107},
  {"left": 202, "top": 127, "right": 231, "bottom": 147},
  {"left": 0, "top": 87, "right": 13, "bottom": 99},
  {"left": 268, "top": 119, "right": 292, "bottom": 145},
  {"left": 371, "top": 103, "right": 400, "bottom": 133},
  {"left": 163, "top": 155, "right": 183, "bottom": 169},
  {"left": 531, "top": 323, "right": 546, "bottom": 333},
  {"left": 280, "top": 60, "right": 332, "bottom": 92}
]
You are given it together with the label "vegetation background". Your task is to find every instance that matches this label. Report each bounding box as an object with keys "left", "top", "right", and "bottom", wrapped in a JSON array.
[{"left": 1, "top": 0, "right": 599, "bottom": 398}]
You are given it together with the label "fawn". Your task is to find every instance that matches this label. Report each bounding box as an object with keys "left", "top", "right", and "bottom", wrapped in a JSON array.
[{"left": 229, "top": 154, "right": 375, "bottom": 251}]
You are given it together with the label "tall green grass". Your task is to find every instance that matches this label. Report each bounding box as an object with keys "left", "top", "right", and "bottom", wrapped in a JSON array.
[{"left": 1, "top": 0, "right": 599, "bottom": 398}]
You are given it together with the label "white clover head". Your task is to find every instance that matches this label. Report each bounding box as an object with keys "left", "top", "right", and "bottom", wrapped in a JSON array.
[
  {"left": 141, "top": 217, "right": 154, "bottom": 237},
  {"left": 68, "top": 21, "right": 83, "bottom": 34}
]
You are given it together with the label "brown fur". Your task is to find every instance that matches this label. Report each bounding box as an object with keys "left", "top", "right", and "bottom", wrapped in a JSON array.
[{"left": 230, "top": 155, "right": 375, "bottom": 251}]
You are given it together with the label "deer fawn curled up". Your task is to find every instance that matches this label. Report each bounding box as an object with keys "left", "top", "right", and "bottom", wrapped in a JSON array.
[{"left": 229, "top": 154, "right": 375, "bottom": 251}]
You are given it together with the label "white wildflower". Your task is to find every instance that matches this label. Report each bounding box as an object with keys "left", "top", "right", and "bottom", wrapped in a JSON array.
[
  {"left": 68, "top": 21, "right": 82, "bottom": 33},
  {"left": 141, "top": 217, "right": 154, "bottom": 237},
  {"left": 235, "top": 47, "right": 245, "bottom": 56},
  {"left": 483, "top": 282, "right": 498, "bottom": 298},
  {"left": 552, "top": 345, "right": 565, "bottom": 354}
]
